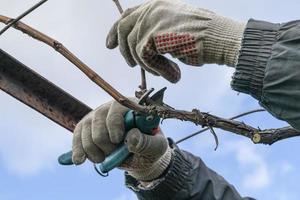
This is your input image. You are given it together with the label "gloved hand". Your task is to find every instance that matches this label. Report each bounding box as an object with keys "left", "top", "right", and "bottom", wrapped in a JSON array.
[
  {"left": 72, "top": 100, "right": 173, "bottom": 181},
  {"left": 106, "top": 0, "right": 246, "bottom": 83}
]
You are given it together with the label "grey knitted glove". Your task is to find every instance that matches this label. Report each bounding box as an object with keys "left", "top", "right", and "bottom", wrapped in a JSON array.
[
  {"left": 106, "top": 0, "right": 246, "bottom": 83},
  {"left": 72, "top": 100, "right": 172, "bottom": 181}
]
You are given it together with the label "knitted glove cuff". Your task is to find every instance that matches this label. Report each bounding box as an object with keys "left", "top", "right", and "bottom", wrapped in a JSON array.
[
  {"left": 204, "top": 15, "right": 246, "bottom": 67},
  {"left": 127, "top": 146, "right": 173, "bottom": 181}
]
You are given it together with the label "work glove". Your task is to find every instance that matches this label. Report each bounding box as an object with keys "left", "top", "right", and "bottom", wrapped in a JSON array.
[
  {"left": 106, "top": 0, "right": 246, "bottom": 83},
  {"left": 72, "top": 100, "right": 173, "bottom": 181}
]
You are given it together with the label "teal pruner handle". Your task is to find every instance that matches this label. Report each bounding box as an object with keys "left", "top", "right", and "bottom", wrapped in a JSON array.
[
  {"left": 98, "top": 144, "right": 129, "bottom": 173},
  {"left": 58, "top": 110, "right": 160, "bottom": 174}
]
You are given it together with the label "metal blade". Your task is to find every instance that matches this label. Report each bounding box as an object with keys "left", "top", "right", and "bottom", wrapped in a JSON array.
[
  {"left": 150, "top": 87, "right": 167, "bottom": 106},
  {"left": 0, "top": 49, "right": 92, "bottom": 132}
]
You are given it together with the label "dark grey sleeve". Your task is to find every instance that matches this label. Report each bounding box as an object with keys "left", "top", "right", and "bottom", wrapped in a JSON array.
[
  {"left": 231, "top": 19, "right": 300, "bottom": 131},
  {"left": 125, "top": 140, "right": 253, "bottom": 200}
]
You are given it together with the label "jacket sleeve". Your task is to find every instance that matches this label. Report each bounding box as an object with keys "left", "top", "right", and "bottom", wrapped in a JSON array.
[
  {"left": 231, "top": 19, "right": 300, "bottom": 131},
  {"left": 125, "top": 140, "right": 253, "bottom": 200}
]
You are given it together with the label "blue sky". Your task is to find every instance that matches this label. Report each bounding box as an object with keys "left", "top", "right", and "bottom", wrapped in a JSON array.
[{"left": 1, "top": 0, "right": 300, "bottom": 199}]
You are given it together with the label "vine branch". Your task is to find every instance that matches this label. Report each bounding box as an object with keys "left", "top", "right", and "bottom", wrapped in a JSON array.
[{"left": 1, "top": 15, "right": 299, "bottom": 145}]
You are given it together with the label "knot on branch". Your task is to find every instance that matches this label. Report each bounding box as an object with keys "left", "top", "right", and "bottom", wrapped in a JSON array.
[
  {"left": 152, "top": 106, "right": 176, "bottom": 120},
  {"left": 192, "top": 109, "right": 204, "bottom": 125},
  {"left": 53, "top": 41, "right": 62, "bottom": 51},
  {"left": 192, "top": 109, "right": 217, "bottom": 128}
]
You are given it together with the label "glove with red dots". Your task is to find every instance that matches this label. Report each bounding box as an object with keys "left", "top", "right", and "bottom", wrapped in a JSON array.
[{"left": 106, "top": 0, "right": 246, "bottom": 83}]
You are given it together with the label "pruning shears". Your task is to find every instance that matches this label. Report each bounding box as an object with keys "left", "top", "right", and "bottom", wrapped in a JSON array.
[{"left": 58, "top": 87, "right": 166, "bottom": 176}]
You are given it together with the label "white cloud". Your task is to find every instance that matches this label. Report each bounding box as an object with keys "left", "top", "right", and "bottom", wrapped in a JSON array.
[
  {"left": 0, "top": 130, "right": 70, "bottom": 175},
  {"left": 189, "top": 136, "right": 271, "bottom": 191},
  {"left": 0, "top": 93, "right": 71, "bottom": 175},
  {"left": 223, "top": 140, "right": 270, "bottom": 190}
]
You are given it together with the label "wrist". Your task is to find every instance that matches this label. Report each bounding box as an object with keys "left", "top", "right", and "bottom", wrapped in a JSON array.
[
  {"left": 127, "top": 145, "right": 173, "bottom": 182},
  {"left": 204, "top": 14, "right": 246, "bottom": 67}
]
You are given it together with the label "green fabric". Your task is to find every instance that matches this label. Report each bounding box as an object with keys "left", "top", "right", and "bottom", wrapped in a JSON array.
[
  {"left": 262, "top": 20, "right": 300, "bottom": 130},
  {"left": 232, "top": 19, "right": 300, "bottom": 131},
  {"left": 125, "top": 140, "right": 253, "bottom": 200}
]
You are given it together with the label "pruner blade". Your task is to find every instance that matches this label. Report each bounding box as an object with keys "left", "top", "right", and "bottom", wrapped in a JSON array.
[
  {"left": 137, "top": 87, "right": 167, "bottom": 106},
  {"left": 150, "top": 87, "right": 167, "bottom": 106}
]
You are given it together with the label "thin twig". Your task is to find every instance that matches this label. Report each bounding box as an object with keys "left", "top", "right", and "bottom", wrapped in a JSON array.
[
  {"left": 0, "top": 0, "right": 48, "bottom": 35},
  {"left": 113, "top": 0, "right": 124, "bottom": 13},
  {"left": 1, "top": 15, "right": 299, "bottom": 145},
  {"left": 139, "top": 69, "right": 147, "bottom": 91},
  {"left": 208, "top": 126, "right": 219, "bottom": 150}
]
